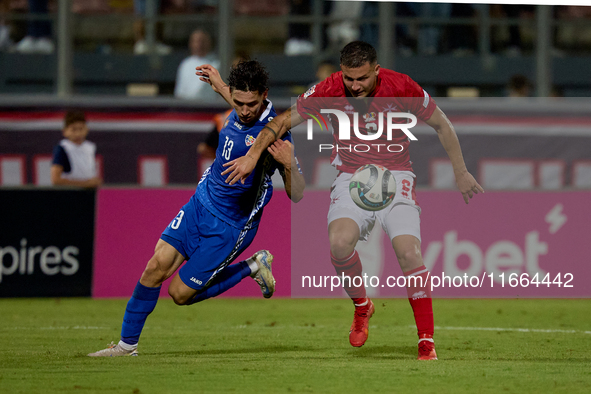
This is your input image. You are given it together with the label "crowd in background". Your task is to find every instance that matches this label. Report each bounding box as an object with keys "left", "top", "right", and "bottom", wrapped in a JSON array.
[
  {"left": 1, "top": 1, "right": 591, "bottom": 56},
  {"left": 0, "top": 1, "right": 588, "bottom": 98}
]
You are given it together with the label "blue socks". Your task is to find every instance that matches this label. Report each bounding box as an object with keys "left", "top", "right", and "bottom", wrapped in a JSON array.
[
  {"left": 188, "top": 261, "right": 251, "bottom": 304},
  {"left": 120, "top": 261, "right": 252, "bottom": 345},
  {"left": 120, "top": 281, "right": 161, "bottom": 346}
]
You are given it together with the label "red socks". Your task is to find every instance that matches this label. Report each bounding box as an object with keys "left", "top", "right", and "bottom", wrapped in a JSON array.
[
  {"left": 404, "top": 265, "right": 434, "bottom": 338},
  {"left": 330, "top": 251, "right": 434, "bottom": 338},
  {"left": 330, "top": 250, "right": 367, "bottom": 305}
]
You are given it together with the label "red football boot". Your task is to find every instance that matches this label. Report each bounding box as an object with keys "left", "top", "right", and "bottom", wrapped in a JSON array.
[
  {"left": 349, "top": 299, "right": 375, "bottom": 347},
  {"left": 417, "top": 334, "right": 438, "bottom": 360}
]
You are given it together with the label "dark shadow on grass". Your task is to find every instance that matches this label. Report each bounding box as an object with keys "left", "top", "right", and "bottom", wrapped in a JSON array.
[
  {"left": 348, "top": 345, "right": 416, "bottom": 360},
  {"left": 149, "top": 345, "right": 332, "bottom": 357}
]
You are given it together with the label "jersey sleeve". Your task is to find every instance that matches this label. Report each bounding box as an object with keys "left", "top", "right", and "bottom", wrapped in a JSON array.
[
  {"left": 52, "top": 144, "right": 71, "bottom": 173},
  {"left": 402, "top": 74, "right": 437, "bottom": 122},
  {"left": 296, "top": 79, "right": 330, "bottom": 121}
]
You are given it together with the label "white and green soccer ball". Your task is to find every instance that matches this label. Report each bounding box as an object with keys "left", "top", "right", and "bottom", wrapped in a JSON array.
[{"left": 349, "top": 164, "right": 396, "bottom": 211}]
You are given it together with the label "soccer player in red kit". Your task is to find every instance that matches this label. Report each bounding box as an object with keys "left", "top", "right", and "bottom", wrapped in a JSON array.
[{"left": 222, "top": 41, "right": 484, "bottom": 360}]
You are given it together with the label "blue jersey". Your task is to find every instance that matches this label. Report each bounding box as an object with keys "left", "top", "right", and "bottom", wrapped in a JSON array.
[{"left": 196, "top": 100, "right": 291, "bottom": 229}]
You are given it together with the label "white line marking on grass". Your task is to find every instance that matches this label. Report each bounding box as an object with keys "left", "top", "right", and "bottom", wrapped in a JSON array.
[{"left": 419, "top": 326, "right": 591, "bottom": 335}]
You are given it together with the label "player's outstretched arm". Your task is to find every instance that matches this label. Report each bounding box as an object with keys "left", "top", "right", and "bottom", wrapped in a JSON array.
[
  {"left": 426, "top": 106, "right": 484, "bottom": 204},
  {"left": 195, "top": 64, "right": 232, "bottom": 105},
  {"left": 222, "top": 105, "right": 304, "bottom": 185},
  {"left": 267, "top": 139, "right": 305, "bottom": 203}
]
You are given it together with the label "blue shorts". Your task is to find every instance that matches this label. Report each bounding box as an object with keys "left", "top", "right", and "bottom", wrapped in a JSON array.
[{"left": 161, "top": 196, "right": 258, "bottom": 291}]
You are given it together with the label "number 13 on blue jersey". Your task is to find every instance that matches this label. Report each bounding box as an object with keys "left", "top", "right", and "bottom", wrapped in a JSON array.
[{"left": 222, "top": 136, "right": 234, "bottom": 160}]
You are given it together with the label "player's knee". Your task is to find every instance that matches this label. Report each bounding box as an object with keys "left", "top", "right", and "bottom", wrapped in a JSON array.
[
  {"left": 329, "top": 232, "right": 357, "bottom": 258},
  {"left": 397, "top": 248, "right": 422, "bottom": 270},
  {"left": 141, "top": 257, "right": 168, "bottom": 286},
  {"left": 168, "top": 286, "right": 191, "bottom": 306}
]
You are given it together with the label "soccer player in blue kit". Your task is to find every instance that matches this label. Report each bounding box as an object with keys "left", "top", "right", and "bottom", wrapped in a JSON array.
[{"left": 89, "top": 60, "right": 305, "bottom": 357}]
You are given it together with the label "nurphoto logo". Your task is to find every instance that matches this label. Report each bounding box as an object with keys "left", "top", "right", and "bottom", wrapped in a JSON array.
[{"left": 305, "top": 109, "right": 418, "bottom": 153}]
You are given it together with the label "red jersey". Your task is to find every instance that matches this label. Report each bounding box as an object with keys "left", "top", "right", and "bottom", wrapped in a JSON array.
[{"left": 297, "top": 68, "right": 437, "bottom": 173}]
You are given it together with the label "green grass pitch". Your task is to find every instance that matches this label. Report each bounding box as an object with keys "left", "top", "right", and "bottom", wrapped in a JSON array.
[{"left": 1, "top": 298, "right": 590, "bottom": 393}]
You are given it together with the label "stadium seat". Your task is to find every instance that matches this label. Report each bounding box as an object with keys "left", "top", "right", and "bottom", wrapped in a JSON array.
[
  {"left": 572, "top": 160, "right": 591, "bottom": 188},
  {"left": 429, "top": 158, "right": 455, "bottom": 189},
  {"left": 0, "top": 154, "right": 26, "bottom": 186},
  {"left": 138, "top": 155, "right": 168, "bottom": 186},
  {"left": 479, "top": 159, "right": 535, "bottom": 189},
  {"left": 538, "top": 160, "right": 565, "bottom": 190},
  {"left": 32, "top": 154, "right": 53, "bottom": 186}
]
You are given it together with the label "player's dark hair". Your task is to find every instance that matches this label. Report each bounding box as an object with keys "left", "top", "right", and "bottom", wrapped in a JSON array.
[
  {"left": 64, "top": 110, "right": 86, "bottom": 128},
  {"left": 340, "top": 41, "right": 377, "bottom": 68},
  {"left": 227, "top": 60, "right": 269, "bottom": 94}
]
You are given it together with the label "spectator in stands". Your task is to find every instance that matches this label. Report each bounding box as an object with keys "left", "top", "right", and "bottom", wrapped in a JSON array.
[
  {"left": 51, "top": 110, "right": 102, "bottom": 188},
  {"left": 325, "top": 1, "right": 363, "bottom": 52},
  {"left": 133, "top": 0, "right": 172, "bottom": 55},
  {"left": 448, "top": 3, "right": 478, "bottom": 56},
  {"left": 284, "top": 0, "right": 314, "bottom": 56},
  {"left": 174, "top": 28, "right": 219, "bottom": 100},
  {"left": 284, "top": 0, "right": 332, "bottom": 56},
  {"left": 361, "top": 2, "right": 418, "bottom": 57},
  {"left": 556, "top": 6, "right": 591, "bottom": 54},
  {"left": 506, "top": 74, "right": 531, "bottom": 97},
  {"left": 502, "top": 5, "right": 535, "bottom": 56},
  {"left": 417, "top": 3, "right": 451, "bottom": 55},
  {"left": 14, "top": 0, "right": 54, "bottom": 54}
]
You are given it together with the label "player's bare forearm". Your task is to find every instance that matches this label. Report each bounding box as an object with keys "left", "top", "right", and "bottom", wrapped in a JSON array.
[
  {"left": 248, "top": 107, "right": 300, "bottom": 158},
  {"left": 426, "top": 106, "right": 484, "bottom": 203},
  {"left": 216, "top": 85, "right": 232, "bottom": 106},
  {"left": 426, "top": 107, "right": 467, "bottom": 174},
  {"left": 222, "top": 106, "right": 304, "bottom": 185},
  {"left": 278, "top": 150, "right": 306, "bottom": 203},
  {"left": 220, "top": 128, "right": 275, "bottom": 185},
  {"left": 249, "top": 124, "right": 278, "bottom": 158},
  {"left": 195, "top": 64, "right": 232, "bottom": 105},
  {"left": 267, "top": 139, "right": 305, "bottom": 202},
  {"left": 281, "top": 158, "right": 305, "bottom": 203}
]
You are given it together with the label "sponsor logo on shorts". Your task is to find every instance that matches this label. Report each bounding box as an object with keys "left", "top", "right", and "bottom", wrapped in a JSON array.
[{"left": 190, "top": 277, "right": 203, "bottom": 285}]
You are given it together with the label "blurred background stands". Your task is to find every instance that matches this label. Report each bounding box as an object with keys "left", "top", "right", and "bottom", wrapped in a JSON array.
[{"left": 0, "top": 1, "right": 590, "bottom": 97}]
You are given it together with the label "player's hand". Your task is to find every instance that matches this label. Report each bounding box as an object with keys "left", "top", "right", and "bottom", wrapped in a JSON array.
[
  {"left": 195, "top": 64, "right": 225, "bottom": 93},
  {"left": 455, "top": 170, "right": 484, "bottom": 204},
  {"left": 267, "top": 139, "right": 293, "bottom": 168},
  {"left": 222, "top": 155, "right": 258, "bottom": 185}
]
